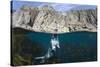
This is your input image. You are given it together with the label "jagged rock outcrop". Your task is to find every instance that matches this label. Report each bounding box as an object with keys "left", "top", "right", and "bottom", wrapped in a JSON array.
[
  {"left": 12, "top": 5, "right": 97, "bottom": 33},
  {"left": 64, "top": 10, "right": 97, "bottom": 32}
]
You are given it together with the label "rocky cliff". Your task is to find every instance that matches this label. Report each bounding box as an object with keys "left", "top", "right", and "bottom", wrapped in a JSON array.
[{"left": 12, "top": 5, "right": 97, "bottom": 33}]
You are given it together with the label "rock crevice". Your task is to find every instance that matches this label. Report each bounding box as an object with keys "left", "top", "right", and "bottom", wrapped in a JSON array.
[{"left": 12, "top": 6, "right": 97, "bottom": 33}]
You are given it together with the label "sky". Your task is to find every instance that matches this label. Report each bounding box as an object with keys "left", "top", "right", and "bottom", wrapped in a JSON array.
[{"left": 11, "top": 1, "right": 97, "bottom": 11}]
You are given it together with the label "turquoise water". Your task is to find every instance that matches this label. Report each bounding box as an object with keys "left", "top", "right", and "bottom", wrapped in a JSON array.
[
  {"left": 12, "top": 27, "right": 97, "bottom": 65},
  {"left": 26, "top": 31, "right": 97, "bottom": 63}
]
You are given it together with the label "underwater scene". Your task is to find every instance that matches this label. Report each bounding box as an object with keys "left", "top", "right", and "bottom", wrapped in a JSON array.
[{"left": 11, "top": 1, "right": 97, "bottom": 66}]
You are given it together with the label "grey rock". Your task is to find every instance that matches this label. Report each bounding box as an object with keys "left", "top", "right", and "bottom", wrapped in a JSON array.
[{"left": 12, "top": 5, "right": 97, "bottom": 33}]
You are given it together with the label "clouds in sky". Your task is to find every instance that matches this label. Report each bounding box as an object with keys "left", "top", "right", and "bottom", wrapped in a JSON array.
[
  {"left": 50, "top": 3, "right": 79, "bottom": 11},
  {"left": 12, "top": 1, "right": 97, "bottom": 11}
]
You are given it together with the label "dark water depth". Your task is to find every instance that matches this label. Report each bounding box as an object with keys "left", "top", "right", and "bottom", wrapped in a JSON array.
[{"left": 11, "top": 28, "right": 97, "bottom": 66}]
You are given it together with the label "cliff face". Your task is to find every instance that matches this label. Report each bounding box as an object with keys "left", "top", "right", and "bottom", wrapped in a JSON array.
[
  {"left": 12, "top": 6, "right": 97, "bottom": 33},
  {"left": 64, "top": 10, "right": 97, "bottom": 32}
]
